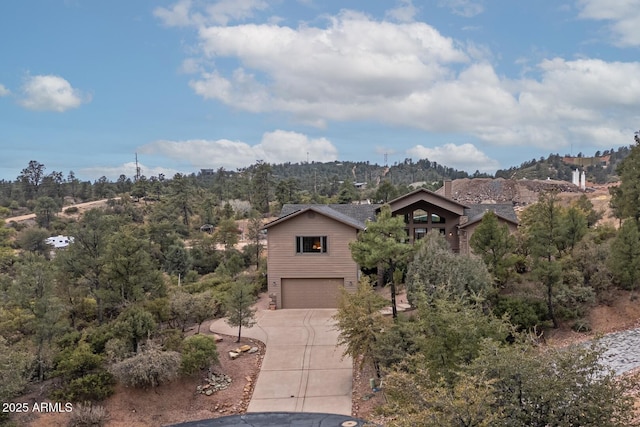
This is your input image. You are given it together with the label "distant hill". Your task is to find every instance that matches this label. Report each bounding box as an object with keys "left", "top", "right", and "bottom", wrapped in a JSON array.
[
  {"left": 267, "top": 158, "right": 476, "bottom": 195},
  {"left": 494, "top": 147, "right": 630, "bottom": 184},
  {"left": 256, "top": 146, "right": 631, "bottom": 194}
]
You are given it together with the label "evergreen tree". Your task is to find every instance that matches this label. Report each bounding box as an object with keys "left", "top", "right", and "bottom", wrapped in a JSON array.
[
  {"left": 215, "top": 218, "right": 240, "bottom": 251},
  {"left": 333, "top": 277, "right": 390, "bottom": 377},
  {"left": 521, "top": 191, "right": 563, "bottom": 327},
  {"left": 164, "top": 243, "right": 192, "bottom": 277},
  {"left": 245, "top": 210, "right": 264, "bottom": 269},
  {"left": 608, "top": 219, "right": 640, "bottom": 290},
  {"left": 337, "top": 179, "right": 358, "bottom": 204},
  {"left": 103, "top": 228, "right": 164, "bottom": 308},
  {"left": 469, "top": 211, "right": 516, "bottom": 286},
  {"left": 374, "top": 179, "right": 398, "bottom": 203},
  {"left": 12, "top": 254, "right": 66, "bottom": 381},
  {"left": 610, "top": 132, "right": 640, "bottom": 221},
  {"left": 223, "top": 282, "right": 256, "bottom": 342},
  {"left": 251, "top": 160, "right": 272, "bottom": 213},
  {"left": 18, "top": 160, "right": 45, "bottom": 198},
  {"left": 169, "top": 173, "right": 196, "bottom": 227},
  {"left": 34, "top": 196, "right": 60, "bottom": 229},
  {"left": 350, "top": 205, "right": 413, "bottom": 318},
  {"left": 560, "top": 205, "right": 588, "bottom": 252}
]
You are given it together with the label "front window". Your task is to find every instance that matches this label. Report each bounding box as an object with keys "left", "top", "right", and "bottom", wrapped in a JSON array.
[
  {"left": 296, "top": 236, "right": 327, "bottom": 253},
  {"left": 413, "top": 209, "right": 429, "bottom": 223},
  {"left": 432, "top": 213, "right": 446, "bottom": 224}
]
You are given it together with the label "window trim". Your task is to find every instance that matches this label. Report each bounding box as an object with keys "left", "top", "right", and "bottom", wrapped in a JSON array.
[{"left": 296, "top": 236, "right": 328, "bottom": 254}]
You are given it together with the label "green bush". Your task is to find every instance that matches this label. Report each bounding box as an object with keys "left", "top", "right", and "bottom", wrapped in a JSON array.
[
  {"left": 54, "top": 341, "right": 103, "bottom": 380},
  {"left": 110, "top": 344, "right": 181, "bottom": 388},
  {"left": 180, "top": 335, "right": 218, "bottom": 375},
  {"left": 493, "top": 296, "right": 549, "bottom": 330},
  {"left": 85, "top": 323, "right": 116, "bottom": 354},
  {"left": 52, "top": 371, "right": 116, "bottom": 402},
  {"left": 158, "top": 328, "right": 184, "bottom": 352},
  {"left": 64, "top": 206, "right": 79, "bottom": 214}
]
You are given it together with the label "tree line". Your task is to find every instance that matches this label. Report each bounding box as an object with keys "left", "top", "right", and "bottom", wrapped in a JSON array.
[{"left": 0, "top": 171, "right": 263, "bottom": 425}]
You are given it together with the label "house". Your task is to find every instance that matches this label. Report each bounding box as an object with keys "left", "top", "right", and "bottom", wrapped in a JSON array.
[
  {"left": 263, "top": 184, "right": 518, "bottom": 309},
  {"left": 263, "top": 204, "right": 378, "bottom": 309},
  {"left": 45, "top": 235, "right": 74, "bottom": 249}
]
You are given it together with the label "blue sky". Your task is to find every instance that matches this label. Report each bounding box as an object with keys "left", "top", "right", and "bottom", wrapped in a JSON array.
[{"left": 1, "top": 0, "right": 639, "bottom": 181}]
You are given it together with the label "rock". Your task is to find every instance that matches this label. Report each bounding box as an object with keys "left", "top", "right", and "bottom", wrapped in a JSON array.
[
  {"left": 238, "top": 344, "right": 251, "bottom": 352},
  {"left": 229, "top": 351, "right": 240, "bottom": 360},
  {"left": 247, "top": 346, "right": 259, "bottom": 354},
  {"left": 205, "top": 389, "right": 213, "bottom": 396},
  {"left": 213, "top": 334, "right": 223, "bottom": 342},
  {"left": 245, "top": 376, "right": 252, "bottom": 382}
]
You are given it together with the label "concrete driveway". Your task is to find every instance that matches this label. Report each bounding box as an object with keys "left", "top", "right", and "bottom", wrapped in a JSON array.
[{"left": 209, "top": 309, "right": 352, "bottom": 416}]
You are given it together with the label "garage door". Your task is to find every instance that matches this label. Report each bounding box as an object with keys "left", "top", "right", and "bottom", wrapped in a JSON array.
[{"left": 281, "top": 278, "right": 343, "bottom": 309}]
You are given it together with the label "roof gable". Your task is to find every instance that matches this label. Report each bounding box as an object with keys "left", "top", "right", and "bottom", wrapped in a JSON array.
[
  {"left": 385, "top": 188, "right": 469, "bottom": 216},
  {"left": 263, "top": 205, "right": 373, "bottom": 230},
  {"left": 460, "top": 204, "right": 519, "bottom": 228}
]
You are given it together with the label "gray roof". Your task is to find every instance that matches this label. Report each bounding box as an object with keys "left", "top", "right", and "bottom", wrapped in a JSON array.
[
  {"left": 463, "top": 204, "right": 519, "bottom": 226},
  {"left": 279, "top": 203, "right": 380, "bottom": 226}
]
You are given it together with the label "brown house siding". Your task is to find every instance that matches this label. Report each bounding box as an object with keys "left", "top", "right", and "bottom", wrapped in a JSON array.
[{"left": 266, "top": 211, "right": 359, "bottom": 308}]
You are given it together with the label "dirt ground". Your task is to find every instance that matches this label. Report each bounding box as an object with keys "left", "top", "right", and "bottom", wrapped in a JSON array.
[
  {"left": 11, "top": 289, "right": 640, "bottom": 427},
  {"left": 12, "top": 324, "right": 265, "bottom": 427}
]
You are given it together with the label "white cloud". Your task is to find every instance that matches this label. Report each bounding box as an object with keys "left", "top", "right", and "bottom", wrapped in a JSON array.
[
  {"left": 79, "top": 162, "right": 180, "bottom": 181},
  {"left": 138, "top": 130, "right": 338, "bottom": 169},
  {"left": 0, "top": 84, "right": 10, "bottom": 97},
  {"left": 204, "top": 0, "right": 268, "bottom": 25},
  {"left": 407, "top": 143, "right": 500, "bottom": 173},
  {"left": 154, "top": 0, "right": 200, "bottom": 27},
  {"left": 191, "top": 11, "right": 468, "bottom": 121},
  {"left": 19, "top": 75, "right": 89, "bottom": 112},
  {"left": 168, "top": 8, "right": 640, "bottom": 153},
  {"left": 577, "top": 0, "right": 640, "bottom": 46},
  {"left": 386, "top": 0, "right": 418, "bottom": 23},
  {"left": 438, "top": 0, "right": 485, "bottom": 17},
  {"left": 154, "top": 0, "right": 268, "bottom": 27}
]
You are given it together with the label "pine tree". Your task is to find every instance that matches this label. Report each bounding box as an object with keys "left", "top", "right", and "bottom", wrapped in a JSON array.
[
  {"left": 608, "top": 219, "right": 640, "bottom": 290},
  {"left": 521, "top": 191, "right": 563, "bottom": 327},
  {"left": 333, "top": 277, "right": 390, "bottom": 377},
  {"left": 223, "top": 283, "right": 256, "bottom": 342},
  {"left": 610, "top": 132, "right": 640, "bottom": 221},
  {"left": 349, "top": 205, "right": 413, "bottom": 318},
  {"left": 469, "top": 211, "right": 516, "bottom": 286}
]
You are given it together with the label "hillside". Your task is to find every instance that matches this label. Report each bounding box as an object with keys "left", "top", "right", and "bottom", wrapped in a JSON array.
[{"left": 435, "top": 177, "right": 581, "bottom": 206}]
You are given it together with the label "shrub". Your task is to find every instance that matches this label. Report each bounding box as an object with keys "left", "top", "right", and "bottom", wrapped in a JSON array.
[
  {"left": 64, "top": 206, "right": 79, "bottom": 214},
  {"left": 67, "top": 403, "right": 109, "bottom": 427},
  {"left": 180, "top": 335, "right": 218, "bottom": 375},
  {"left": 53, "top": 371, "right": 116, "bottom": 402},
  {"left": 493, "top": 296, "right": 549, "bottom": 331},
  {"left": 110, "top": 344, "right": 181, "bottom": 388},
  {"left": 85, "top": 324, "right": 116, "bottom": 355},
  {"left": 103, "top": 338, "right": 131, "bottom": 364},
  {"left": 572, "top": 319, "right": 592, "bottom": 333},
  {"left": 158, "top": 328, "right": 184, "bottom": 352},
  {"left": 54, "top": 341, "right": 103, "bottom": 380}
]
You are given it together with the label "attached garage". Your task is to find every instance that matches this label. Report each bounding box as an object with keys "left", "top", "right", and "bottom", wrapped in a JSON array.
[{"left": 281, "top": 278, "right": 344, "bottom": 309}]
